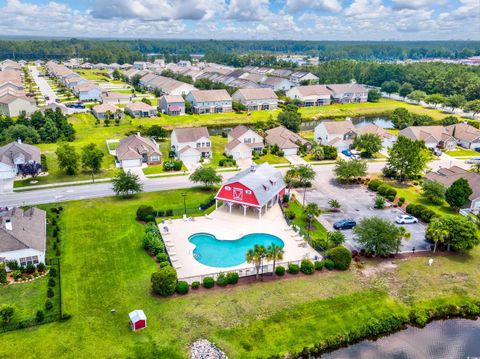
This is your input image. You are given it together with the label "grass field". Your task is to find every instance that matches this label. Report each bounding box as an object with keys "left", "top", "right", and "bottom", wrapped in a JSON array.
[
  {"left": 446, "top": 147, "right": 479, "bottom": 157},
  {"left": 1, "top": 189, "right": 480, "bottom": 358},
  {"left": 255, "top": 153, "right": 290, "bottom": 165},
  {"left": 288, "top": 198, "right": 328, "bottom": 246},
  {"left": 74, "top": 69, "right": 111, "bottom": 82}
]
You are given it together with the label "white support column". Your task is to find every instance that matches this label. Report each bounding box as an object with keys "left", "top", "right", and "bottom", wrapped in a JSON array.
[
  {"left": 243, "top": 205, "right": 248, "bottom": 216},
  {"left": 258, "top": 206, "right": 262, "bottom": 219},
  {"left": 228, "top": 202, "right": 232, "bottom": 213},
  {"left": 215, "top": 199, "right": 218, "bottom": 209}
]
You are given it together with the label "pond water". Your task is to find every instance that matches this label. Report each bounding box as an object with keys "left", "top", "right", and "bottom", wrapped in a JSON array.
[
  {"left": 320, "top": 319, "right": 480, "bottom": 359},
  {"left": 300, "top": 116, "right": 394, "bottom": 131}
]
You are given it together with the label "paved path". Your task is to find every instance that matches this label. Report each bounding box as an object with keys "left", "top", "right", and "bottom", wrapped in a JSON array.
[
  {"left": 285, "top": 155, "right": 307, "bottom": 165},
  {"left": 29, "top": 65, "right": 57, "bottom": 104}
]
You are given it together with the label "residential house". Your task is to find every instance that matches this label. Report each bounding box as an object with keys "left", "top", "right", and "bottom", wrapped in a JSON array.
[
  {"left": 0, "top": 207, "right": 46, "bottom": 269},
  {"left": 147, "top": 76, "right": 196, "bottom": 96},
  {"left": 225, "top": 125, "right": 264, "bottom": 160},
  {"left": 125, "top": 102, "right": 157, "bottom": 118},
  {"left": 399, "top": 126, "right": 457, "bottom": 150},
  {"left": 232, "top": 88, "right": 278, "bottom": 111},
  {"left": 289, "top": 71, "right": 319, "bottom": 85},
  {"left": 287, "top": 85, "right": 331, "bottom": 106},
  {"left": 139, "top": 73, "right": 159, "bottom": 87},
  {"left": 92, "top": 103, "right": 124, "bottom": 119},
  {"left": 133, "top": 61, "right": 149, "bottom": 70},
  {"left": 314, "top": 119, "right": 357, "bottom": 151},
  {"left": 356, "top": 123, "right": 397, "bottom": 149},
  {"left": 115, "top": 133, "right": 161, "bottom": 168},
  {"left": 185, "top": 89, "right": 232, "bottom": 114},
  {"left": 171, "top": 127, "right": 212, "bottom": 164},
  {"left": 64, "top": 75, "right": 87, "bottom": 89},
  {"left": 261, "top": 76, "right": 293, "bottom": 91},
  {"left": 445, "top": 123, "right": 480, "bottom": 150},
  {"left": 0, "top": 93, "right": 37, "bottom": 117},
  {"left": 73, "top": 82, "right": 102, "bottom": 102},
  {"left": 265, "top": 126, "right": 312, "bottom": 156},
  {"left": 326, "top": 84, "right": 368, "bottom": 103},
  {"left": 425, "top": 166, "right": 480, "bottom": 213},
  {"left": 101, "top": 91, "right": 132, "bottom": 105},
  {"left": 158, "top": 95, "right": 185, "bottom": 116}
]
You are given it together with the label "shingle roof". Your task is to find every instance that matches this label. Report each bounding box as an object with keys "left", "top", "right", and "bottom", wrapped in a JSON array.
[
  {"left": 356, "top": 123, "right": 395, "bottom": 139},
  {"left": 425, "top": 166, "right": 480, "bottom": 202},
  {"left": 0, "top": 207, "right": 46, "bottom": 253},
  {"left": 292, "top": 85, "right": 331, "bottom": 97},
  {"left": 189, "top": 89, "right": 232, "bottom": 102},
  {"left": 446, "top": 123, "right": 480, "bottom": 143},
  {"left": 326, "top": 83, "right": 368, "bottom": 94},
  {"left": 92, "top": 103, "right": 121, "bottom": 114},
  {"left": 399, "top": 126, "right": 454, "bottom": 143},
  {"left": 0, "top": 141, "right": 40, "bottom": 167},
  {"left": 160, "top": 95, "right": 184, "bottom": 103},
  {"left": 234, "top": 88, "right": 277, "bottom": 101},
  {"left": 229, "top": 125, "right": 251, "bottom": 139},
  {"left": 125, "top": 102, "right": 155, "bottom": 112},
  {"left": 265, "top": 126, "right": 310, "bottom": 149},
  {"left": 172, "top": 127, "right": 210, "bottom": 143},
  {"left": 116, "top": 134, "right": 160, "bottom": 161},
  {"left": 321, "top": 119, "right": 356, "bottom": 134}
]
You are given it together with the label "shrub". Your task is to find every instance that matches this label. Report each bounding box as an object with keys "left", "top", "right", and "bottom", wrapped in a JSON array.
[
  {"left": 151, "top": 266, "right": 178, "bottom": 296},
  {"left": 176, "top": 281, "right": 189, "bottom": 295},
  {"left": 157, "top": 209, "right": 165, "bottom": 217},
  {"left": 25, "top": 263, "right": 35, "bottom": 274},
  {"left": 300, "top": 259, "right": 315, "bottom": 275},
  {"left": 47, "top": 287, "right": 54, "bottom": 298},
  {"left": 387, "top": 194, "right": 395, "bottom": 202},
  {"left": 374, "top": 195, "right": 386, "bottom": 209},
  {"left": 275, "top": 265, "right": 286, "bottom": 276},
  {"left": 203, "top": 277, "right": 215, "bottom": 289},
  {"left": 226, "top": 272, "right": 239, "bottom": 285},
  {"left": 159, "top": 262, "right": 170, "bottom": 268},
  {"left": 327, "top": 246, "right": 353, "bottom": 270},
  {"left": 37, "top": 262, "right": 45, "bottom": 273},
  {"left": 136, "top": 205, "right": 154, "bottom": 221},
  {"left": 324, "top": 259, "right": 335, "bottom": 270},
  {"left": 45, "top": 299, "right": 53, "bottom": 310},
  {"left": 36, "top": 310, "right": 45, "bottom": 323},
  {"left": 314, "top": 260, "right": 324, "bottom": 271},
  {"left": 406, "top": 203, "right": 416, "bottom": 214},
  {"left": 49, "top": 267, "right": 57, "bottom": 277},
  {"left": 191, "top": 281, "right": 200, "bottom": 289},
  {"left": 166, "top": 209, "right": 173, "bottom": 216},
  {"left": 48, "top": 278, "right": 56, "bottom": 287},
  {"left": 173, "top": 160, "right": 182, "bottom": 171},
  {"left": 387, "top": 187, "right": 397, "bottom": 197},
  {"left": 377, "top": 184, "right": 391, "bottom": 196},
  {"left": 61, "top": 313, "right": 72, "bottom": 321},
  {"left": 156, "top": 253, "right": 169, "bottom": 263},
  {"left": 287, "top": 263, "right": 300, "bottom": 274},
  {"left": 216, "top": 273, "right": 228, "bottom": 287},
  {"left": 398, "top": 197, "right": 405, "bottom": 207},
  {"left": 368, "top": 178, "right": 383, "bottom": 191},
  {"left": 284, "top": 209, "right": 296, "bottom": 220},
  {"left": 0, "top": 263, "right": 6, "bottom": 284},
  {"left": 11, "top": 270, "right": 21, "bottom": 280},
  {"left": 6, "top": 260, "right": 19, "bottom": 271}
]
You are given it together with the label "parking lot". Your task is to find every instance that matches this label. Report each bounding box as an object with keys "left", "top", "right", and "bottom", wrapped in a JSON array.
[{"left": 306, "top": 177, "right": 430, "bottom": 253}]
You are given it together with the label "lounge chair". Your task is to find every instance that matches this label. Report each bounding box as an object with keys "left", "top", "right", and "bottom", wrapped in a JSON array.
[{"left": 183, "top": 214, "right": 188, "bottom": 222}]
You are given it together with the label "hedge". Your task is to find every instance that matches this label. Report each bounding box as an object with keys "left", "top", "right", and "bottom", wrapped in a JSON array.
[
  {"left": 368, "top": 179, "right": 383, "bottom": 191},
  {"left": 326, "top": 246, "right": 352, "bottom": 270},
  {"left": 275, "top": 266, "right": 286, "bottom": 276},
  {"left": 288, "top": 263, "right": 300, "bottom": 274},
  {"left": 176, "top": 281, "right": 189, "bottom": 295},
  {"left": 203, "top": 277, "right": 215, "bottom": 289},
  {"left": 300, "top": 259, "right": 315, "bottom": 275},
  {"left": 405, "top": 203, "right": 437, "bottom": 223},
  {"left": 136, "top": 205, "right": 154, "bottom": 221}
]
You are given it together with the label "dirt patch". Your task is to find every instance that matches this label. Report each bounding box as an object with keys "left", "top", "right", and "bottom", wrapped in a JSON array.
[{"left": 359, "top": 261, "right": 398, "bottom": 278}]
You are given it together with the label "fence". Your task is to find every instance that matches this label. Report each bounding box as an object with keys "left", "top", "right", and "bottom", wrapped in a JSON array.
[{"left": 0, "top": 258, "right": 62, "bottom": 334}]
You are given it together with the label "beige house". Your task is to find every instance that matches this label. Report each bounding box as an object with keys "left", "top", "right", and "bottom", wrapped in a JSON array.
[
  {"left": 326, "top": 84, "right": 368, "bottom": 103},
  {"left": 92, "top": 103, "right": 124, "bottom": 119},
  {"left": 265, "top": 126, "right": 312, "bottom": 156},
  {"left": 115, "top": 133, "right": 161, "bottom": 168},
  {"left": 171, "top": 127, "right": 212, "bottom": 164},
  {"left": 101, "top": 91, "right": 132, "bottom": 105},
  {"left": 186, "top": 89, "right": 232, "bottom": 114},
  {"left": 0, "top": 94, "right": 37, "bottom": 117},
  {"left": 125, "top": 102, "right": 157, "bottom": 118},
  {"left": 445, "top": 123, "right": 480, "bottom": 150},
  {"left": 399, "top": 126, "right": 456, "bottom": 150},
  {"left": 286, "top": 85, "right": 332, "bottom": 106},
  {"left": 232, "top": 88, "right": 278, "bottom": 111},
  {"left": 225, "top": 125, "right": 264, "bottom": 160}
]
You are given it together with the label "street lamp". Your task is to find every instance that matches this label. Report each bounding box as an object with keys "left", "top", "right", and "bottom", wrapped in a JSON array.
[
  {"left": 307, "top": 213, "right": 313, "bottom": 242},
  {"left": 182, "top": 192, "right": 187, "bottom": 216}
]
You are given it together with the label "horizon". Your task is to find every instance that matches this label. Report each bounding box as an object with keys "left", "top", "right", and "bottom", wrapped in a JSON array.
[{"left": 0, "top": 0, "right": 478, "bottom": 41}]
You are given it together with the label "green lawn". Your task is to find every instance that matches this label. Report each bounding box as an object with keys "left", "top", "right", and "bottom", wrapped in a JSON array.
[
  {"left": 2, "top": 189, "right": 480, "bottom": 358},
  {"left": 74, "top": 69, "right": 111, "bottom": 82},
  {"left": 287, "top": 198, "right": 328, "bottom": 246},
  {"left": 255, "top": 153, "right": 289, "bottom": 165},
  {"left": 446, "top": 147, "right": 479, "bottom": 157}
]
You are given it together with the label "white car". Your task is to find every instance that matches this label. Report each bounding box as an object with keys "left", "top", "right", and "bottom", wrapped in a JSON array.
[{"left": 395, "top": 215, "right": 418, "bottom": 224}]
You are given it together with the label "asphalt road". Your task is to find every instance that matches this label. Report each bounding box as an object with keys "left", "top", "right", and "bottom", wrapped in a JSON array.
[{"left": 29, "top": 65, "right": 57, "bottom": 104}]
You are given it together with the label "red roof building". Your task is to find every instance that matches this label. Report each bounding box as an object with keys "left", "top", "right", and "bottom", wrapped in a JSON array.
[
  {"left": 129, "top": 310, "right": 147, "bottom": 331},
  {"left": 215, "top": 163, "right": 286, "bottom": 218}
]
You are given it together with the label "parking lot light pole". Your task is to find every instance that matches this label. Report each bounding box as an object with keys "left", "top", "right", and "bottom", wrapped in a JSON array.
[
  {"left": 182, "top": 192, "right": 187, "bottom": 215},
  {"left": 307, "top": 213, "right": 313, "bottom": 242}
]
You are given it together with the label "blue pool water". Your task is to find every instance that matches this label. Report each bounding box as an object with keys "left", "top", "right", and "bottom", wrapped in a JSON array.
[{"left": 189, "top": 232, "right": 284, "bottom": 268}]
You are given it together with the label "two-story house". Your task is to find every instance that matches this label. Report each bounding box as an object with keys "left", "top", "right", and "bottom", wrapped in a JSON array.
[
  {"left": 185, "top": 90, "right": 232, "bottom": 114},
  {"left": 171, "top": 127, "right": 212, "bottom": 164},
  {"left": 326, "top": 84, "right": 368, "bottom": 104},
  {"left": 158, "top": 95, "right": 185, "bottom": 116},
  {"left": 314, "top": 120, "right": 357, "bottom": 151},
  {"left": 225, "top": 125, "right": 264, "bottom": 160},
  {"left": 232, "top": 88, "right": 278, "bottom": 111},
  {"left": 286, "top": 85, "right": 332, "bottom": 106}
]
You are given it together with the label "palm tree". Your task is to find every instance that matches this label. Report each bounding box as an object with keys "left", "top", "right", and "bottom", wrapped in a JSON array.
[
  {"left": 266, "top": 243, "right": 284, "bottom": 274},
  {"left": 427, "top": 226, "right": 449, "bottom": 254},
  {"left": 246, "top": 244, "right": 266, "bottom": 280},
  {"left": 297, "top": 164, "right": 316, "bottom": 206},
  {"left": 285, "top": 166, "right": 299, "bottom": 197},
  {"left": 472, "top": 162, "right": 480, "bottom": 173},
  {"left": 395, "top": 226, "right": 411, "bottom": 254},
  {"left": 311, "top": 146, "right": 325, "bottom": 161}
]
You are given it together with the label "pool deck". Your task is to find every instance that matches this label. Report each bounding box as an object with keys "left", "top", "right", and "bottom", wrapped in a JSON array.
[{"left": 159, "top": 204, "right": 320, "bottom": 283}]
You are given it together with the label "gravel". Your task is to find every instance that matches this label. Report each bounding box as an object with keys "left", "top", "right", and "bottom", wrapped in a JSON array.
[{"left": 190, "top": 339, "right": 228, "bottom": 359}]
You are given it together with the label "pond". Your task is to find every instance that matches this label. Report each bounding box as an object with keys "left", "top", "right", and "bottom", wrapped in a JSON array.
[
  {"left": 300, "top": 116, "right": 394, "bottom": 131},
  {"left": 320, "top": 318, "right": 480, "bottom": 359}
]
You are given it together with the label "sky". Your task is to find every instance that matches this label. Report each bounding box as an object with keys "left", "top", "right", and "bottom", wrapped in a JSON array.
[{"left": 0, "top": 0, "right": 479, "bottom": 40}]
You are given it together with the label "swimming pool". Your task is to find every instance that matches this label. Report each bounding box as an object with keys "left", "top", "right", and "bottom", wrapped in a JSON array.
[{"left": 189, "top": 232, "right": 284, "bottom": 268}]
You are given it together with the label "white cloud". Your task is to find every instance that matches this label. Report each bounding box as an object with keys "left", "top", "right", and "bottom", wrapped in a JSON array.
[
  {"left": 286, "top": 0, "right": 342, "bottom": 13},
  {"left": 225, "top": 0, "right": 270, "bottom": 21},
  {"left": 392, "top": 0, "right": 445, "bottom": 10}
]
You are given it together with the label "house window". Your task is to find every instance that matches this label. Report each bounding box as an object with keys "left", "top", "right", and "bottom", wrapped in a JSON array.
[
  {"left": 151, "top": 155, "right": 160, "bottom": 161},
  {"left": 19, "top": 257, "right": 26, "bottom": 266},
  {"left": 32, "top": 256, "right": 39, "bottom": 264},
  {"left": 196, "top": 143, "right": 201, "bottom": 148},
  {"left": 245, "top": 190, "right": 252, "bottom": 194},
  {"left": 225, "top": 186, "right": 231, "bottom": 191},
  {"left": 205, "top": 142, "right": 210, "bottom": 147}
]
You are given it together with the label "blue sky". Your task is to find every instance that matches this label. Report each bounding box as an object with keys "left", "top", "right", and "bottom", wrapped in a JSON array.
[{"left": 0, "top": 0, "right": 478, "bottom": 40}]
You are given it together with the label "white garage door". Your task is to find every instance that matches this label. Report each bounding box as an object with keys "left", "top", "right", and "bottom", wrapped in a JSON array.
[
  {"left": 283, "top": 148, "right": 298, "bottom": 156},
  {"left": 122, "top": 159, "right": 142, "bottom": 168}
]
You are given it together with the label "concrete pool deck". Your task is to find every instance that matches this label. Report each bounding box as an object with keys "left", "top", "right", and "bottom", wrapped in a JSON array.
[{"left": 159, "top": 204, "right": 320, "bottom": 283}]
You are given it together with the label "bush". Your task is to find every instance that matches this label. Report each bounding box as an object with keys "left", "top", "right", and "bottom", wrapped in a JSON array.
[
  {"left": 377, "top": 184, "right": 391, "bottom": 196},
  {"left": 61, "top": 313, "right": 72, "bottom": 321},
  {"left": 151, "top": 266, "right": 178, "bottom": 296},
  {"left": 398, "top": 197, "right": 405, "bottom": 207},
  {"left": 226, "top": 272, "right": 239, "bottom": 284},
  {"left": 36, "top": 310, "right": 45, "bottom": 323},
  {"left": 275, "top": 265, "right": 286, "bottom": 276},
  {"left": 327, "top": 246, "right": 352, "bottom": 270},
  {"left": 48, "top": 278, "right": 56, "bottom": 287},
  {"left": 406, "top": 203, "right": 416, "bottom": 214},
  {"left": 287, "top": 263, "right": 300, "bottom": 274},
  {"left": 156, "top": 253, "right": 169, "bottom": 263},
  {"left": 173, "top": 160, "right": 182, "bottom": 171},
  {"left": 37, "top": 262, "right": 45, "bottom": 273},
  {"left": 159, "top": 262, "right": 170, "bottom": 268},
  {"left": 387, "top": 194, "right": 395, "bottom": 202},
  {"left": 166, "top": 209, "right": 173, "bottom": 216},
  {"left": 47, "top": 287, "right": 54, "bottom": 298},
  {"left": 136, "top": 205, "right": 154, "bottom": 221},
  {"left": 0, "top": 263, "right": 6, "bottom": 284},
  {"left": 387, "top": 187, "right": 397, "bottom": 197},
  {"left": 176, "top": 281, "right": 189, "bottom": 295},
  {"left": 216, "top": 273, "right": 229, "bottom": 287},
  {"left": 191, "top": 281, "right": 200, "bottom": 289},
  {"left": 300, "top": 259, "right": 315, "bottom": 275},
  {"left": 157, "top": 209, "right": 165, "bottom": 217},
  {"left": 368, "top": 178, "right": 383, "bottom": 191},
  {"left": 374, "top": 195, "right": 386, "bottom": 209},
  {"left": 203, "top": 277, "right": 215, "bottom": 289},
  {"left": 25, "top": 263, "right": 35, "bottom": 274},
  {"left": 314, "top": 261, "right": 324, "bottom": 271},
  {"left": 45, "top": 299, "right": 53, "bottom": 310},
  {"left": 6, "top": 260, "right": 19, "bottom": 271},
  {"left": 284, "top": 209, "right": 296, "bottom": 220},
  {"left": 324, "top": 259, "right": 335, "bottom": 270}
]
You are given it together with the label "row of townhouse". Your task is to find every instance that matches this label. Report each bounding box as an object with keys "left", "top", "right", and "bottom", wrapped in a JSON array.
[
  {"left": 0, "top": 60, "right": 37, "bottom": 117},
  {"left": 286, "top": 84, "right": 369, "bottom": 106},
  {"left": 243, "top": 66, "right": 319, "bottom": 85},
  {"left": 45, "top": 61, "right": 102, "bottom": 101}
]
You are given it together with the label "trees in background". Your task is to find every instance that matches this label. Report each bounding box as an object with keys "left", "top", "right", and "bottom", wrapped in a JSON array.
[
  {"left": 426, "top": 216, "right": 480, "bottom": 252},
  {"left": 367, "top": 89, "right": 381, "bottom": 102},
  {"left": 399, "top": 82, "right": 414, "bottom": 98},
  {"left": 353, "top": 216, "right": 406, "bottom": 256},
  {"left": 425, "top": 93, "right": 446, "bottom": 108},
  {"left": 407, "top": 90, "right": 427, "bottom": 103},
  {"left": 444, "top": 94, "right": 466, "bottom": 111},
  {"left": 353, "top": 133, "right": 382, "bottom": 157},
  {"left": 385, "top": 136, "right": 429, "bottom": 182},
  {"left": 445, "top": 178, "right": 473, "bottom": 210},
  {"left": 278, "top": 104, "right": 302, "bottom": 133},
  {"left": 463, "top": 100, "right": 480, "bottom": 116},
  {"left": 56, "top": 143, "right": 79, "bottom": 175},
  {"left": 381, "top": 81, "right": 400, "bottom": 96}
]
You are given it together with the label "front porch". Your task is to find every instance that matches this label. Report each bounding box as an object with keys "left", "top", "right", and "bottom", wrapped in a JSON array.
[{"left": 215, "top": 192, "right": 282, "bottom": 219}]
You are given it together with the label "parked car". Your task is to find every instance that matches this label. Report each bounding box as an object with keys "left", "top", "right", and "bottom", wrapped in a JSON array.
[
  {"left": 44, "top": 96, "right": 49, "bottom": 101},
  {"left": 55, "top": 99, "right": 61, "bottom": 103},
  {"left": 475, "top": 148, "right": 480, "bottom": 153},
  {"left": 342, "top": 149, "right": 352, "bottom": 157},
  {"left": 395, "top": 215, "right": 418, "bottom": 224},
  {"left": 333, "top": 218, "right": 357, "bottom": 230},
  {"left": 466, "top": 158, "right": 480, "bottom": 164}
]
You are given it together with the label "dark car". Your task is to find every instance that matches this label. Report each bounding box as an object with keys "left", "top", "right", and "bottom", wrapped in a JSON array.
[{"left": 333, "top": 219, "right": 356, "bottom": 230}]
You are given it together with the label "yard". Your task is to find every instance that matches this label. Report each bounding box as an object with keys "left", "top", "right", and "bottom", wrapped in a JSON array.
[
  {"left": 446, "top": 147, "right": 479, "bottom": 157},
  {"left": 287, "top": 198, "right": 328, "bottom": 247},
  {"left": 74, "top": 69, "right": 112, "bottom": 82},
  {"left": 1, "top": 189, "right": 480, "bottom": 358}
]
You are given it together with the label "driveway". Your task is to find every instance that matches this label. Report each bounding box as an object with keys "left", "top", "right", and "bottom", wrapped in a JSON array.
[
  {"left": 285, "top": 155, "right": 307, "bottom": 165},
  {"left": 29, "top": 65, "right": 57, "bottom": 104},
  {"left": 306, "top": 178, "right": 430, "bottom": 253}
]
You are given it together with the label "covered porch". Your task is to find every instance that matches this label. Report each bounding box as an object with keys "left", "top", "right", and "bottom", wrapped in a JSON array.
[{"left": 215, "top": 191, "right": 282, "bottom": 219}]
